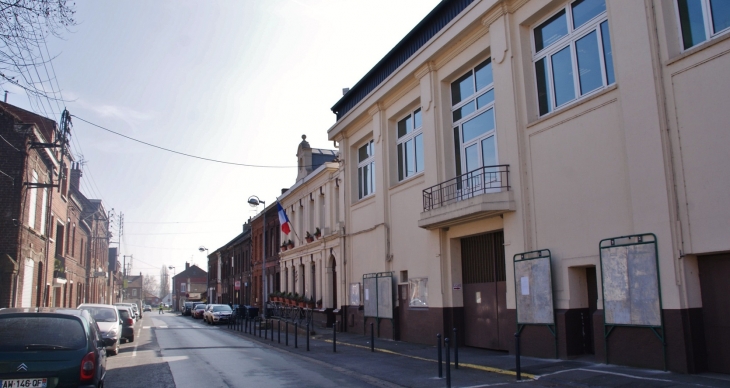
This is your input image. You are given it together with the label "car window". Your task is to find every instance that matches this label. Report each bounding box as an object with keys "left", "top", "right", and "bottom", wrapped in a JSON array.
[
  {"left": 0, "top": 316, "right": 87, "bottom": 351},
  {"left": 79, "top": 307, "right": 118, "bottom": 323},
  {"left": 117, "top": 309, "right": 130, "bottom": 319},
  {"left": 212, "top": 305, "right": 232, "bottom": 312}
]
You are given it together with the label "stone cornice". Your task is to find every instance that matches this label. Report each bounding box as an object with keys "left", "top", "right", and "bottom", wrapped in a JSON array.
[{"left": 414, "top": 61, "right": 436, "bottom": 79}]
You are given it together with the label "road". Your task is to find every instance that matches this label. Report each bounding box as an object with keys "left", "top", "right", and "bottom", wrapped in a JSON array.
[{"left": 106, "top": 312, "right": 377, "bottom": 388}]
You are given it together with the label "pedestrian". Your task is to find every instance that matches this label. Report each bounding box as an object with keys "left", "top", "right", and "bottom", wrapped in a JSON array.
[{"left": 159, "top": 304, "right": 164, "bottom": 314}]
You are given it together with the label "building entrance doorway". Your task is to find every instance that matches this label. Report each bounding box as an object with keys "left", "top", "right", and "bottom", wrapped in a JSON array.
[
  {"left": 461, "top": 231, "right": 507, "bottom": 350},
  {"left": 698, "top": 253, "right": 730, "bottom": 374}
]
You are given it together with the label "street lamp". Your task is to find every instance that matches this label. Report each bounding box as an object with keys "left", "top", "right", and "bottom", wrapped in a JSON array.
[
  {"left": 199, "top": 246, "right": 209, "bottom": 303},
  {"left": 248, "top": 195, "right": 266, "bottom": 318},
  {"left": 168, "top": 266, "right": 176, "bottom": 311}
]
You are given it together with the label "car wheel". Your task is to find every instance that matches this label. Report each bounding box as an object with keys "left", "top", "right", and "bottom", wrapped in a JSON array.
[
  {"left": 128, "top": 334, "right": 135, "bottom": 343},
  {"left": 121, "top": 338, "right": 126, "bottom": 344}
]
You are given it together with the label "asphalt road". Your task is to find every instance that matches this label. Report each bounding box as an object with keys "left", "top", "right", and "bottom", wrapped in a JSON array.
[{"left": 105, "top": 313, "right": 379, "bottom": 388}]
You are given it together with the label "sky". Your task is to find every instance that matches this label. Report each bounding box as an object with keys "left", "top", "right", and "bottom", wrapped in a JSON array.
[{"left": 5, "top": 0, "right": 441, "bottom": 287}]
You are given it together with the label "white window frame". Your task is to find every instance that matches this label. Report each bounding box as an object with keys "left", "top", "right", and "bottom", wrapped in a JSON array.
[
  {"left": 357, "top": 140, "right": 375, "bottom": 199},
  {"left": 532, "top": 0, "right": 614, "bottom": 116},
  {"left": 396, "top": 108, "right": 424, "bottom": 181},
  {"left": 28, "top": 170, "right": 38, "bottom": 229},
  {"left": 675, "top": 0, "right": 730, "bottom": 51},
  {"left": 451, "top": 59, "right": 498, "bottom": 179},
  {"left": 40, "top": 187, "right": 48, "bottom": 236}
]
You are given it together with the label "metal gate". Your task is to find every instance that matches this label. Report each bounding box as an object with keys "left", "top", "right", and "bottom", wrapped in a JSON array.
[
  {"left": 461, "top": 231, "right": 507, "bottom": 350},
  {"left": 698, "top": 253, "right": 730, "bottom": 374}
]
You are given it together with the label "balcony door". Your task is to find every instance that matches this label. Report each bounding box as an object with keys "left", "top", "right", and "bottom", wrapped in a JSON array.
[{"left": 451, "top": 58, "right": 499, "bottom": 194}]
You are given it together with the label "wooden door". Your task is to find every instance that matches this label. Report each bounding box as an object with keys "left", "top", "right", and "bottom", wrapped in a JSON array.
[
  {"left": 698, "top": 254, "right": 730, "bottom": 374},
  {"left": 461, "top": 231, "right": 507, "bottom": 350}
]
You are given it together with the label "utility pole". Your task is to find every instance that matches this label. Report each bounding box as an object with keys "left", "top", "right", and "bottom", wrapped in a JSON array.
[{"left": 122, "top": 255, "right": 133, "bottom": 301}]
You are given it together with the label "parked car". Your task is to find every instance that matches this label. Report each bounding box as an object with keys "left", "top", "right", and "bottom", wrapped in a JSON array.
[
  {"left": 116, "top": 307, "right": 135, "bottom": 343},
  {"left": 204, "top": 304, "right": 233, "bottom": 325},
  {"left": 182, "top": 302, "right": 195, "bottom": 316},
  {"left": 77, "top": 303, "right": 122, "bottom": 355},
  {"left": 143, "top": 305, "right": 151, "bottom": 312},
  {"left": 192, "top": 304, "right": 207, "bottom": 319},
  {"left": 115, "top": 303, "right": 139, "bottom": 320},
  {"left": 0, "top": 308, "right": 111, "bottom": 387}
]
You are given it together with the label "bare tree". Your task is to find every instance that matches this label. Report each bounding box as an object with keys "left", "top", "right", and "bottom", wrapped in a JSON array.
[
  {"left": 142, "top": 274, "right": 159, "bottom": 299},
  {"left": 0, "top": 0, "right": 76, "bottom": 100},
  {"left": 159, "top": 265, "right": 169, "bottom": 299}
]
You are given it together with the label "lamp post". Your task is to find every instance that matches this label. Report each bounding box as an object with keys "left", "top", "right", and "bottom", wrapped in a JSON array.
[
  {"left": 168, "top": 266, "right": 176, "bottom": 311},
  {"left": 248, "top": 195, "right": 266, "bottom": 318},
  {"left": 199, "top": 246, "right": 209, "bottom": 303}
]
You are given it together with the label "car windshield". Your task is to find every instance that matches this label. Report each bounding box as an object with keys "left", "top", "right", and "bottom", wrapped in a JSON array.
[
  {"left": 79, "top": 307, "right": 117, "bottom": 323},
  {"left": 213, "top": 305, "right": 232, "bottom": 312},
  {"left": 194, "top": 305, "right": 206, "bottom": 309},
  {"left": 0, "top": 316, "right": 86, "bottom": 351},
  {"left": 117, "top": 309, "right": 130, "bottom": 319}
]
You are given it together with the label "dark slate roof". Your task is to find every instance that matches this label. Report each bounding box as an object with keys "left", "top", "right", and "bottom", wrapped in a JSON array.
[
  {"left": 331, "top": 0, "right": 475, "bottom": 120},
  {"left": 311, "top": 148, "right": 337, "bottom": 171},
  {"left": 0, "top": 101, "right": 57, "bottom": 142},
  {"left": 175, "top": 264, "right": 207, "bottom": 279}
]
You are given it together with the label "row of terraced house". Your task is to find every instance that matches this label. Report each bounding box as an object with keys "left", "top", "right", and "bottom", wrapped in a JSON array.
[
  {"left": 0, "top": 102, "right": 123, "bottom": 309},
  {"left": 208, "top": 0, "right": 729, "bottom": 375}
]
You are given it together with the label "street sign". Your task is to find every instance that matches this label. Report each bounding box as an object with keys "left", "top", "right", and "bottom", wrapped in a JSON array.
[{"left": 235, "top": 281, "right": 241, "bottom": 290}]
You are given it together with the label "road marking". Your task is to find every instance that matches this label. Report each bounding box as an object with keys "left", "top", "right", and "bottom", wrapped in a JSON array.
[
  {"left": 143, "top": 326, "right": 150, "bottom": 329},
  {"left": 132, "top": 326, "right": 142, "bottom": 357},
  {"left": 320, "top": 339, "right": 536, "bottom": 380}
]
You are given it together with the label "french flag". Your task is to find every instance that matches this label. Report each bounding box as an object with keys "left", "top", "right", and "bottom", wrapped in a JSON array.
[{"left": 277, "top": 202, "right": 291, "bottom": 235}]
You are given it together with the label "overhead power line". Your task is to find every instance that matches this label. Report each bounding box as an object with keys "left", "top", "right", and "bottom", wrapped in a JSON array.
[{"left": 71, "top": 115, "right": 332, "bottom": 169}]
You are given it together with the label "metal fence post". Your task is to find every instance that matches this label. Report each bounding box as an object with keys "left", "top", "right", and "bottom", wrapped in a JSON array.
[
  {"left": 370, "top": 322, "right": 374, "bottom": 352},
  {"left": 515, "top": 332, "right": 521, "bottom": 381},
  {"left": 445, "top": 338, "right": 451, "bottom": 388},
  {"left": 265, "top": 319, "right": 268, "bottom": 340},
  {"left": 306, "top": 320, "right": 310, "bottom": 351},
  {"left": 437, "top": 333, "right": 442, "bottom": 378},
  {"left": 295, "top": 322, "right": 298, "bottom": 348},
  {"left": 286, "top": 321, "right": 289, "bottom": 346},
  {"left": 278, "top": 320, "right": 281, "bottom": 344},
  {"left": 333, "top": 321, "right": 337, "bottom": 353}
]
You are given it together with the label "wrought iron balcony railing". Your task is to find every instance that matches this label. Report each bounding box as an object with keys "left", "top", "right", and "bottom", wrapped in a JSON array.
[{"left": 422, "top": 165, "right": 510, "bottom": 211}]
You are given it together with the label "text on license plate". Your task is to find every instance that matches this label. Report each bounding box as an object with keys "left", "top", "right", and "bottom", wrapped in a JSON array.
[{"left": 1, "top": 378, "right": 47, "bottom": 388}]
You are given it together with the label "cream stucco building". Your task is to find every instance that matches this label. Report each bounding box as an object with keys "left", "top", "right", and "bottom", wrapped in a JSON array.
[{"left": 326, "top": 0, "right": 730, "bottom": 374}]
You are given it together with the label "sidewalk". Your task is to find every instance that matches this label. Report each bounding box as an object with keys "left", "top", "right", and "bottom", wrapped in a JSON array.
[{"left": 220, "top": 318, "right": 730, "bottom": 387}]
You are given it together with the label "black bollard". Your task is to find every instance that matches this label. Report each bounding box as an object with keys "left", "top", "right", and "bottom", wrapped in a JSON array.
[
  {"left": 445, "top": 338, "right": 451, "bottom": 388},
  {"left": 286, "top": 321, "right": 289, "bottom": 346},
  {"left": 333, "top": 321, "right": 337, "bottom": 353},
  {"left": 306, "top": 321, "right": 310, "bottom": 351},
  {"left": 437, "top": 334, "right": 442, "bottom": 378},
  {"left": 271, "top": 320, "right": 274, "bottom": 342},
  {"left": 295, "top": 323, "right": 298, "bottom": 348},
  {"left": 265, "top": 319, "right": 268, "bottom": 340},
  {"left": 515, "top": 331, "right": 522, "bottom": 381},
  {"left": 278, "top": 320, "right": 281, "bottom": 343},
  {"left": 453, "top": 327, "right": 459, "bottom": 369}
]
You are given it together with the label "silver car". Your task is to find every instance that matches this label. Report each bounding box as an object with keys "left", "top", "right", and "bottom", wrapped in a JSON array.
[{"left": 77, "top": 303, "right": 122, "bottom": 355}]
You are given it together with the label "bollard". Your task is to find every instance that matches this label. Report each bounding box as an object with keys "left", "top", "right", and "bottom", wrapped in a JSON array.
[
  {"left": 445, "top": 338, "right": 451, "bottom": 388},
  {"left": 370, "top": 322, "right": 374, "bottom": 352},
  {"left": 515, "top": 332, "right": 521, "bottom": 381},
  {"left": 245, "top": 317, "right": 248, "bottom": 333},
  {"left": 453, "top": 327, "right": 459, "bottom": 369},
  {"left": 333, "top": 321, "right": 337, "bottom": 353},
  {"left": 286, "top": 321, "right": 289, "bottom": 346},
  {"left": 437, "top": 334, "right": 442, "bottom": 378},
  {"left": 278, "top": 320, "right": 281, "bottom": 344},
  {"left": 306, "top": 321, "right": 310, "bottom": 351},
  {"left": 271, "top": 319, "right": 274, "bottom": 342},
  {"left": 265, "top": 319, "right": 268, "bottom": 340},
  {"left": 295, "top": 323, "right": 298, "bottom": 348}
]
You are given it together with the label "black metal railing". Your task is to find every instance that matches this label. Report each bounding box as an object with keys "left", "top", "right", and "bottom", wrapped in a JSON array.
[
  {"left": 423, "top": 165, "right": 510, "bottom": 211},
  {"left": 53, "top": 270, "right": 66, "bottom": 280}
]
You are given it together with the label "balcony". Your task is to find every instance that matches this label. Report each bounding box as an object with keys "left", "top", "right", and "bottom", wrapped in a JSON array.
[
  {"left": 52, "top": 270, "right": 67, "bottom": 287},
  {"left": 419, "top": 165, "right": 515, "bottom": 229}
]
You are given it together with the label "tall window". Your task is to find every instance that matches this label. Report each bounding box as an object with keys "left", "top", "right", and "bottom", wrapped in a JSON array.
[
  {"left": 28, "top": 170, "right": 38, "bottom": 229},
  {"left": 452, "top": 58, "right": 497, "bottom": 178},
  {"left": 533, "top": 0, "right": 614, "bottom": 116},
  {"left": 357, "top": 140, "right": 375, "bottom": 199},
  {"left": 397, "top": 109, "right": 424, "bottom": 180},
  {"left": 677, "top": 0, "right": 730, "bottom": 49},
  {"left": 40, "top": 187, "right": 48, "bottom": 235}
]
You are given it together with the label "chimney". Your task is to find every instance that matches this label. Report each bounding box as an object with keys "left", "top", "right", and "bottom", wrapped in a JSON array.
[
  {"left": 342, "top": 87, "right": 349, "bottom": 95},
  {"left": 185, "top": 262, "right": 190, "bottom": 270},
  {"left": 70, "top": 163, "right": 82, "bottom": 189}
]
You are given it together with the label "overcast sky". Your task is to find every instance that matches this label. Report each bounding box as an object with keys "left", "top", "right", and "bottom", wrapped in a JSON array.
[{"left": 6, "top": 0, "right": 440, "bottom": 285}]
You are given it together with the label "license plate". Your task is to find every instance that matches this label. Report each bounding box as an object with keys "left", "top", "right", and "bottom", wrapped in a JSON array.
[{"left": 1, "top": 378, "right": 47, "bottom": 388}]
